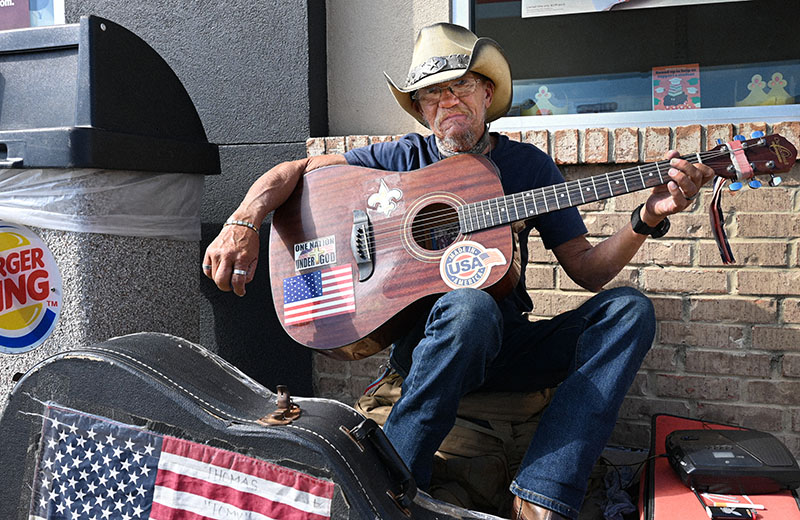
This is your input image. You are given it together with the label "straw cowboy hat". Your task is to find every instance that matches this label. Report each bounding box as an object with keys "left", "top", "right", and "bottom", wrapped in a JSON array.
[{"left": 384, "top": 23, "right": 512, "bottom": 125}]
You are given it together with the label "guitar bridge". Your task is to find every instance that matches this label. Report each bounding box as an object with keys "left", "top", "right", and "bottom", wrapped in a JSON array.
[{"left": 351, "top": 210, "right": 373, "bottom": 281}]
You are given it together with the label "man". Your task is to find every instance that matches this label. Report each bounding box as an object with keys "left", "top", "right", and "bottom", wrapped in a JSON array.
[{"left": 204, "top": 23, "right": 714, "bottom": 520}]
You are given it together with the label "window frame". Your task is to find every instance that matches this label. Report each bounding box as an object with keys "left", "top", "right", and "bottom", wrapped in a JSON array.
[{"left": 451, "top": 0, "right": 800, "bottom": 130}]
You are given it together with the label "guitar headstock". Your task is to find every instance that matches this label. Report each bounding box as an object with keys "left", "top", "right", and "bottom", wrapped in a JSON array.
[{"left": 705, "top": 133, "right": 797, "bottom": 188}]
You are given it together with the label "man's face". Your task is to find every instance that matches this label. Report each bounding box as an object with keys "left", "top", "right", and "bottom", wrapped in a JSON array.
[{"left": 414, "top": 72, "right": 495, "bottom": 152}]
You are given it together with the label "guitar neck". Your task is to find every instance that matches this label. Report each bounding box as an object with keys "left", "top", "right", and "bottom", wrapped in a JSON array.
[{"left": 459, "top": 152, "right": 705, "bottom": 233}]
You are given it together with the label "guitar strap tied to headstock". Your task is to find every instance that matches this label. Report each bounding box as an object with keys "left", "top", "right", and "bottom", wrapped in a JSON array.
[
  {"left": 710, "top": 176, "right": 735, "bottom": 264},
  {"left": 708, "top": 138, "right": 758, "bottom": 265},
  {"left": 726, "top": 138, "right": 755, "bottom": 181}
]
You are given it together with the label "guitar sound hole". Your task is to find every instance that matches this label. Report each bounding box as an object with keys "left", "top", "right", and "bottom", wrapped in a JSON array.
[{"left": 411, "top": 203, "right": 460, "bottom": 251}]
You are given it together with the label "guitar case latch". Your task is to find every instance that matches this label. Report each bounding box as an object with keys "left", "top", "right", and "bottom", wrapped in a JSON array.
[
  {"left": 259, "top": 385, "right": 302, "bottom": 425},
  {"left": 343, "top": 418, "right": 417, "bottom": 516}
]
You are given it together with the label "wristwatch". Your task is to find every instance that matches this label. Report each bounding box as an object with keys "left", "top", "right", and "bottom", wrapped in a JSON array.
[{"left": 631, "top": 204, "right": 670, "bottom": 238}]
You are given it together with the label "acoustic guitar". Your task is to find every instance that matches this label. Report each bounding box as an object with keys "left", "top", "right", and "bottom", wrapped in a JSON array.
[{"left": 269, "top": 134, "right": 796, "bottom": 360}]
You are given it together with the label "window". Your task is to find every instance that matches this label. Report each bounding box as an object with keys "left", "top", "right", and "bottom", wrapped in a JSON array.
[{"left": 465, "top": 0, "right": 799, "bottom": 129}]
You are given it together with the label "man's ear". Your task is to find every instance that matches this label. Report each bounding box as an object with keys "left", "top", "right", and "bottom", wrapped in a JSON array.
[
  {"left": 483, "top": 80, "right": 495, "bottom": 110},
  {"left": 413, "top": 100, "right": 431, "bottom": 129}
]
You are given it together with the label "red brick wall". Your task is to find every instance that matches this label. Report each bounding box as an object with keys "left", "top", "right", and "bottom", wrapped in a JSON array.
[{"left": 305, "top": 120, "right": 800, "bottom": 455}]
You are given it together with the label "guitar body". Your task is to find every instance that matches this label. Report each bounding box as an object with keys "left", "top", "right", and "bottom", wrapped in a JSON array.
[{"left": 269, "top": 154, "right": 520, "bottom": 360}]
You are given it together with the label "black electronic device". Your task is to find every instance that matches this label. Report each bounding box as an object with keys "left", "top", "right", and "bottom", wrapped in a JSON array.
[{"left": 666, "top": 429, "right": 800, "bottom": 494}]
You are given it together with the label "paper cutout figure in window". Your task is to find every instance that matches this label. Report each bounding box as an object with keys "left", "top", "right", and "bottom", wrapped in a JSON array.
[
  {"left": 736, "top": 74, "right": 769, "bottom": 107},
  {"left": 766, "top": 72, "right": 794, "bottom": 105},
  {"left": 531, "top": 85, "right": 567, "bottom": 115},
  {"left": 737, "top": 73, "right": 795, "bottom": 106}
]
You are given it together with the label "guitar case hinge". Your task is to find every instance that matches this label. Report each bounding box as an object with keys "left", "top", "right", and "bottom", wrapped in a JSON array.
[{"left": 259, "top": 385, "right": 302, "bottom": 426}]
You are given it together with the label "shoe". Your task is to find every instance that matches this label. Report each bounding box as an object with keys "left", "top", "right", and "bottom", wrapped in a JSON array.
[{"left": 512, "top": 495, "right": 568, "bottom": 520}]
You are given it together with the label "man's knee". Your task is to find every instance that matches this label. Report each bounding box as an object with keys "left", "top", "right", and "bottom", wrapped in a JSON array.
[
  {"left": 602, "top": 286, "right": 655, "bottom": 323},
  {"left": 599, "top": 287, "right": 656, "bottom": 355},
  {"left": 433, "top": 289, "right": 503, "bottom": 334},
  {"left": 436, "top": 288, "right": 500, "bottom": 317},
  {"left": 426, "top": 288, "right": 504, "bottom": 357}
]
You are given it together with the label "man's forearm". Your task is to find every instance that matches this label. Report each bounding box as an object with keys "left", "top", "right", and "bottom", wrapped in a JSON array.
[
  {"left": 229, "top": 154, "right": 348, "bottom": 224},
  {"left": 555, "top": 206, "right": 663, "bottom": 291},
  {"left": 576, "top": 224, "right": 649, "bottom": 290}
]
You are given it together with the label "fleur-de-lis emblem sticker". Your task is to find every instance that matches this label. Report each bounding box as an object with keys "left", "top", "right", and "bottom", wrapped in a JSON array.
[{"left": 367, "top": 179, "right": 403, "bottom": 217}]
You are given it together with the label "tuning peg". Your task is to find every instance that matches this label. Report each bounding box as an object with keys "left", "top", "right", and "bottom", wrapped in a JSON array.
[
  {"left": 750, "top": 130, "right": 765, "bottom": 138},
  {"left": 769, "top": 175, "right": 782, "bottom": 187},
  {"left": 729, "top": 181, "right": 743, "bottom": 191},
  {"left": 734, "top": 135, "right": 746, "bottom": 141},
  {"left": 748, "top": 179, "right": 762, "bottom": 189}
]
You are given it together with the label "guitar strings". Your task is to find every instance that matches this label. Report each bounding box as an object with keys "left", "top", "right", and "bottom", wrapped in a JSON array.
[
  {"left": 387, "top": 148, "right": 727, "bottom": 233},
  {"left": 365, "top": 148, "right": 729, "bottom": 251},
  {"left": 362, "top": 147, "right": 734, "bottom": 251}
]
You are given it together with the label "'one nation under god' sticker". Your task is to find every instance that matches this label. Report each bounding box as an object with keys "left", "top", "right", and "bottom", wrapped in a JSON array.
[
  {"left": 294, "top": 235, "right": 337, "bottom": 271},
  {"left": 439, "top": 240, "right": 506, "bottom": 290}
]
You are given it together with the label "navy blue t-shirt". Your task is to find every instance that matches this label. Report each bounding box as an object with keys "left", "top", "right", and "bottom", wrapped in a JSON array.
[{"left": 344, "top": 132, "right": 587, "bottom": 312}]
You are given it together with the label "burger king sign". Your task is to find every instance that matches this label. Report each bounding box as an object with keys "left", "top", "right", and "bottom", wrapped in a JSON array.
[{"left": 0, "top": 222, "right": 62, "bottom": 354}]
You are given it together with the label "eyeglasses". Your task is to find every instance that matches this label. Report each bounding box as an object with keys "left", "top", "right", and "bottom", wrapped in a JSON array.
[{"left": 412, "top": 77, "right": 482, "bottom": 105}]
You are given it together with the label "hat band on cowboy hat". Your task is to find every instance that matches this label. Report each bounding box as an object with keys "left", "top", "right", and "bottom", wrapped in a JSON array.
[
  {"left": 405, "top": 53, "right": 471, "bottom": 87},
  {"left": 384, "top": 22, "right": 512, "bottom": 125}
]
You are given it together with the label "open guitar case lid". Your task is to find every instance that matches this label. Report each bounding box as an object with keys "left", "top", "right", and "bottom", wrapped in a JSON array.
[{"left": 0, "top": 332, "right": 502, "bottom": 520}]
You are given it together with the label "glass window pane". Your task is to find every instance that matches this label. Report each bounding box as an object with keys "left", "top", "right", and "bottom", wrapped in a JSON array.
[{"left": 474, "top": 0, "right": 799, "bottom": 118}]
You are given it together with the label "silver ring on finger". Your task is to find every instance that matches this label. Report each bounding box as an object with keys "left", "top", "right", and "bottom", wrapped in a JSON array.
[{"left": 232, "top": 268, "right": 248, "bottom": 276}]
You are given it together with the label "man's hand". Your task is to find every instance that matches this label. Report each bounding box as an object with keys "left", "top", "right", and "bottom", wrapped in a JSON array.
[
  {"left": 200, "top": 154, "right": 348, "bottom": 297},
  {"left": 641, "top": 150, "right": 716, "bottom": 226},
  {"left": 203, "top": 223, "right": 260, "bottom": 297}
]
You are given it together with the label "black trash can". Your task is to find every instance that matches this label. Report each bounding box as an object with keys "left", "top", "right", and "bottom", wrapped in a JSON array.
[{"left": 0, "top": 16, "right": 220, "bottom": 412}]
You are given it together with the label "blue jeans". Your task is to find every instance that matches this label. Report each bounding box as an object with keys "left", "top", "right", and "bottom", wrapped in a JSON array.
[{"left": 382, "top": 287, "right": 655, "bottom": 519}]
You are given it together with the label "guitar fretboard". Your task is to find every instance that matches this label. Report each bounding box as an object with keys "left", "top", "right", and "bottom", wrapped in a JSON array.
[{"left": 458, "top": 154, "right": 701, "bottom": 233}]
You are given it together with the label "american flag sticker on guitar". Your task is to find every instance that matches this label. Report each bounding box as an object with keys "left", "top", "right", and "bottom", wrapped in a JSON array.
[{"left": 283, "top": 265, "right": 355, "bottom": 325}]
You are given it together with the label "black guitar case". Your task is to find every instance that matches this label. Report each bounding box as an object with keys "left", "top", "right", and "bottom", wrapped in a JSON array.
[{"left": 0, "top": 332, "right": 499, "bottom": 519}]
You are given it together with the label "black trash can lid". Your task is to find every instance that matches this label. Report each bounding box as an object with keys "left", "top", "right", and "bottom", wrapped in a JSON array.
[{"left": 0, "top": 15, "right": 220, "bottom": 174}]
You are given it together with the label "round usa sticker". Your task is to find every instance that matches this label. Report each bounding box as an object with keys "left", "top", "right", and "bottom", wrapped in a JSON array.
[
  {"left": 0, "top": 222, "right": 62, "bottom": 354},
  {"left": 439, "top": 240, "right": 507, "bottom": 290}
]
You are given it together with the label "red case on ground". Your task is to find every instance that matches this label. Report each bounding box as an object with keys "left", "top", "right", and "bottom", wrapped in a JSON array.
[{"left": 640, "top": 414, "right": 800, "bottom": 520}]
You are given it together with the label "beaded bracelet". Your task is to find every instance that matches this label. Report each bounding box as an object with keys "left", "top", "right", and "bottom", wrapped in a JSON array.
[{"left": 224, "top": 219, "right": 259, "bottom": 235}]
